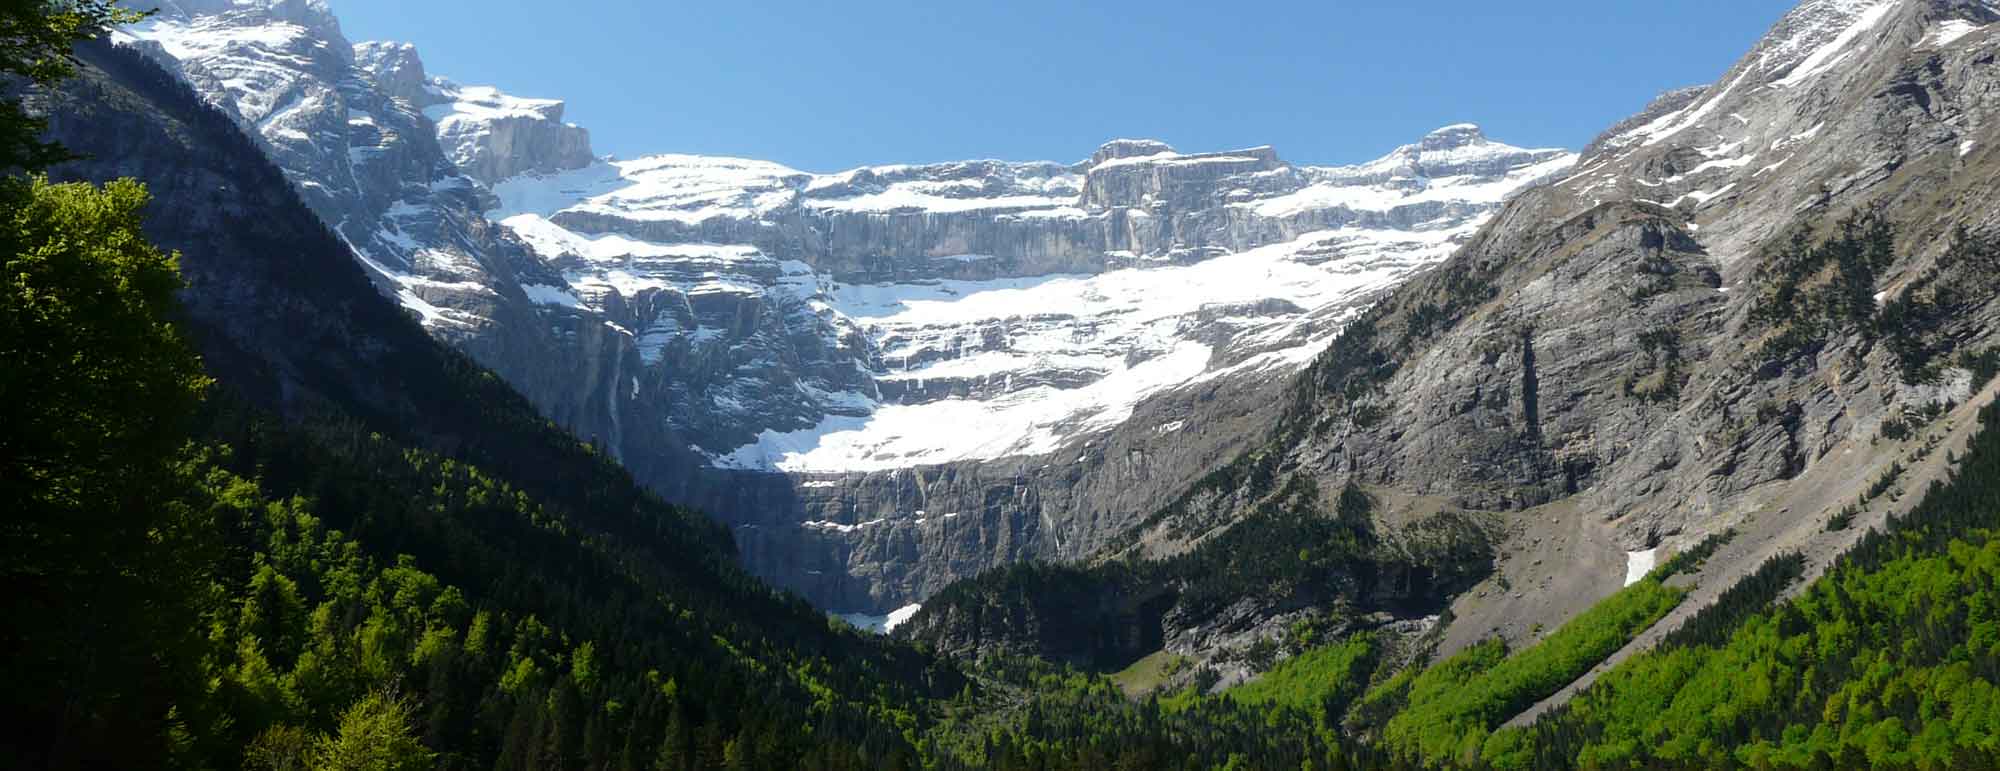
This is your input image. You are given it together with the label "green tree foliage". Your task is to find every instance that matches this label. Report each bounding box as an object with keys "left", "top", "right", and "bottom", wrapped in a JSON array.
[
  {"left": 912, "top": 481, "right": 1492, "bottom": 672},
  {"left": 1371, "top": 577, "right": 1684, "bottom": 765},
  {"left": 20, "top": 2, "right": 2000, "bottom": 766},
  {"left": 1512, "top": 399, "right": 2000, "bottom": 768},
  {"left": 3, "top": 12, "right": 946, "bottom": 769},
  {"left": 315, "top": 691, "right": 435, "bottom": 771},
  {"left": 929, "top": 655, "right": 1393, "bottom": 771},
  {"left": 0, "top": 176, "right": 209, "bottom": 508},
  {"left": 0, "top": 176, "right": 214, "bottom": 769},
  {"left": 1652, "top": 528, "right": 1734, "bottom": 578},
  {"left": 1655, "top": 551, "right": 1805, "bottom": 651},
  {"left": 137, "top": 408, "right": 948, "bottom": 770},
  {"left": 244, "top": 724, "right": 316, "bottom": 771},
  {"left": 1226, "top": 633, "right": 1378, "bottom": 717}
]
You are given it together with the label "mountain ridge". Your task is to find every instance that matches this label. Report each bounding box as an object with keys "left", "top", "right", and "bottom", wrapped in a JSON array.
[{"left": 901, "top": 0, "right": 2000, "bottom": 709}]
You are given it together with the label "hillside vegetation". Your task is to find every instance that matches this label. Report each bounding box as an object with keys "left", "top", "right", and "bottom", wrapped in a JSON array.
[{"left": 17, "top": 3, "right": 2000, "bottom": 769}]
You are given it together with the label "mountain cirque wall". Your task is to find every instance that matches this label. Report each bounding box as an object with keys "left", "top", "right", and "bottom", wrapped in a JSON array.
[
  {"left": 488, "top": 131, "right": 1572, "bottom": 613},
  {"left": 112, "top": 0, "right": 1575, "bottom": 614}
]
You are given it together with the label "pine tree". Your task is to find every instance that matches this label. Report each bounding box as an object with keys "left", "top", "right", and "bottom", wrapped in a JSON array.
[{"left": 653, "top": 702, "right": 691, "bottom": 771}]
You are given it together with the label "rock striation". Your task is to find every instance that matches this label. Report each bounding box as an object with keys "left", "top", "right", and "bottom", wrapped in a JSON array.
[{"left": 1064, "top": 0, "right": 2000, "bottom": 674}]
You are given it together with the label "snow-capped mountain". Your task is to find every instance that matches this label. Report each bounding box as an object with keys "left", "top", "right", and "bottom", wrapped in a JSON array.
[
  {"left": 495, "top": 128, "right": 1573, "bottom": 473},
  {"left": 111, "top": 0, "right": 1575, "bottom": 613},
  {"left": 1566, "top": 0, "right": 2000, "bottom": 265}
]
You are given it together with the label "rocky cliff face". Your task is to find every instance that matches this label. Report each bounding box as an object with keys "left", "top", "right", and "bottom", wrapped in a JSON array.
[
  {"left": 110, "top": 0, "right": 1576, "bottom": 616},
  {"left": 420, "top": 72, "right": 594, "bottom": 185},
  {"left": 1055, "top": 0, "right": 2000, "bottom": 681},
  {"left": 491, "top": 129, "right": 1573, "bottom": 465},
  {"left": 112, "top": 0, "right": 707, "bottom": 486},
  {"left": 479, "top": 130, "right": 1574, "bottom": 613}
]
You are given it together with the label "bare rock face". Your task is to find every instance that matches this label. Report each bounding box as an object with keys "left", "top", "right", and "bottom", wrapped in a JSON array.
[
  {"left": 1079, "top": 145, "right": 1285, "bottom": 209},
  {"left": 674, "top": 366, "right": 1292, "bottom": 611},
  {"left": 350, "top": 42, "right": 439, "bottom": 109},
  {"left": 1101, "top": 0, "right": 2000, "bottom": 663},
  {"left": 1090, "top": 138, "right": 1177, "bottom": 165},
  {"left": 112, "top": 0, "right": 700, "bottom": 490},
  {"left": 423, "top": 78, "right": 595, "bottom": 185}
]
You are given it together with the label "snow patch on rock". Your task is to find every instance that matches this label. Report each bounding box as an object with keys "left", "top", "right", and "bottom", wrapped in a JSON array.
[
  {"left": 1771, "top": 1, "right": 1895, "bottom": 89},
  {"left": 521, "top": 283, "right": 583, "bottom": 308},
  {"left": 1927, "top": 19, "right": 1984, "bottom": 48},
  {"left": 836, "top": 603, "right": 923, "bottom": 634},
  {"left": 1625, "top": 548, "right": 1661, "bottom": 587}
]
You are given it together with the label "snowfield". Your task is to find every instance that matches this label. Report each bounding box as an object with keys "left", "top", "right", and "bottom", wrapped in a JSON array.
[
  {"left": 703, "top": 227, "right": 1464, "bottom": 472},
  {"left": 489, "top": 129, "right": 1573, "bottom": 472}
]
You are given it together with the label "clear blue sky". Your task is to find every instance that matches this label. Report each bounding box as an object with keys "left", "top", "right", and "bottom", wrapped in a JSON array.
[{"left": 326, "top": 0, "right": 1797, "bottom": 172}]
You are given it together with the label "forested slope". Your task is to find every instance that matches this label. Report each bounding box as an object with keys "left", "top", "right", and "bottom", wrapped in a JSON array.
[
  {"left": 18, "top": 4, "right": 2000, "bottom": 770},
  {"left": 8, "top": 34, "right": 950, "bottom": 770}
]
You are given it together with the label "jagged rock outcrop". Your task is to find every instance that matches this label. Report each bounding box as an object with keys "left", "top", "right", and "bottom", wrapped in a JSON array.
[
  {"left": 349, "top": 42, "right": 435, "bottom": 108},
  {"left": 423, "top": 78, "right": 594, "bottom": 185},
  {"left": 346, "top": 40, "right": 593, "bottom": 185}
]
